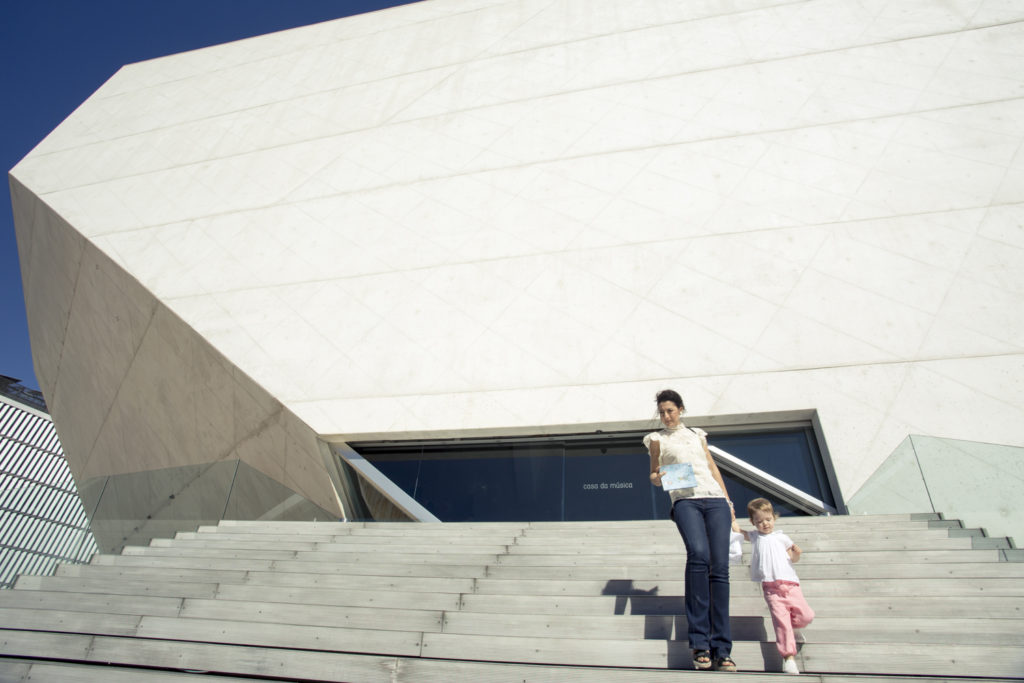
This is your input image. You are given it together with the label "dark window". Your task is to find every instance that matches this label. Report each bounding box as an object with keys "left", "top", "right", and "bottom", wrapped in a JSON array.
[
  {"left": 352, "top": 425, "right": 835, "bottom": 522},
  {"left": 710, "top": 430, "right": 835, "bottom": 509}
]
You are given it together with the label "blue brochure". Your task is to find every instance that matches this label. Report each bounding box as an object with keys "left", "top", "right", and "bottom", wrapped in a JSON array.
[{"left": 661, "top": 462, "right": 697, "bottom": 490}]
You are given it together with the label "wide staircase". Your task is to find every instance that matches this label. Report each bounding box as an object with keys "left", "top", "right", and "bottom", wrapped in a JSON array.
[{"left": 0, "top": 513, "right": 1022, "bottom": 682}]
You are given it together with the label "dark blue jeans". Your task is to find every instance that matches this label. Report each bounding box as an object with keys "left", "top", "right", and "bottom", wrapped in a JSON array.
[{"left": 672, "top": 497, "right": 732, "bottom": 658}]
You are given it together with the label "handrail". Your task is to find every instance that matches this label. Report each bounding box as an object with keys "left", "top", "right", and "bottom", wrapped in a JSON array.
[
  {"left": 332, "top": 443, "right": 441, "bottom": 522},
  {"left": 709, "top": 445, "right": 837, "bottom": 516}
]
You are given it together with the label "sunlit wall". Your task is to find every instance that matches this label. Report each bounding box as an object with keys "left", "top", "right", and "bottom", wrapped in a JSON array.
[{"left": 10, "top": 0, "right": 1024, "bottom": 537}]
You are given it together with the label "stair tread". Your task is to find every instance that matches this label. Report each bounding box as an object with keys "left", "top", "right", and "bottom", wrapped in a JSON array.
[{"left": 3, "top": 516, "right": 1023, "bottom": 679}]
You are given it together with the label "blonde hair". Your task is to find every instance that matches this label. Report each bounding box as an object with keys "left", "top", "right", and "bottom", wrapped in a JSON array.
[{"left": 747, "top": 497, "right": 778, "bottom": 522}]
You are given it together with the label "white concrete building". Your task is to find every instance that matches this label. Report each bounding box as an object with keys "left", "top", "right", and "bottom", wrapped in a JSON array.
[{"left": 9, "top": 0, "right": 1024, "bottom": 548}]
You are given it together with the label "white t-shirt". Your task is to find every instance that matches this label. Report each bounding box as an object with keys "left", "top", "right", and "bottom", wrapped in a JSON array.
[
  {"left": 748, "top": 530, "right": 800, "bottom": 584},
  {"left": 643, "top": 425, "right": 727, "bottom": 503}
]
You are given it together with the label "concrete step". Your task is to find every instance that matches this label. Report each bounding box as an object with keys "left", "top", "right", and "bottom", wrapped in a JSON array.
[
  {"left": 4, "top": 588, "right": 1023, "bottom": 647},
  {"left": 8, "top": 580, "right": 1023, "bottom": 624},
  {"left": 482, "top": 561, "right": 1024, "bottom": 580},
  {"left": 178, "top": 531, "right": 519, "bottom": 546},
  {"left": 150, "top": 538, "right": 514, "bottom": 553},
  {"left": 420, "top": 632, "right": 1024, "bottom": 676},
  {"left": 214, "top": 520, "right": 525, "bottom": 532},
  {"left": 121, "top": 545, "right": 301, "bottom": 560},
  {"left": 210, "top": 514, "right": 943, "bottom": 531},
  {"left": 197, "top": 519, "right": 947, "bottom": 537},
  {"left": 504, "top": 538, "right": 977, "bottom": 552},
  {"left": 3, "top": 515, "right": 1024, "bottom": 681},
  {"left": 0, "top": 658, "right": 276, "bottom": 682},
  {"left": 516, "top": 528, "right": 954, "bottom": 540},
  {"left": 437, "top": 612, "right": 1024, "bottom": 645},
  {"left": 13, "top": 575, "right": 220, "bottom": 599},
  {"left": 33, "top": 563, "right": 1024, "bottom": 599},
  {"left": 88, "top": 554, "right": 491, "bottom": 577},
  {"left": 470, "top": 576, "right": 1024, "bottom": 597},
  {"left": 196, "top": 525, "right": 525, "bottom": 538},
  {"left": 16, "top": 572, "right": 477, "bottom": 596},
  {"left": 2, "top": 607, "right": 1021, "bottom": 677},
  {"left": 187, "top": 523, "right": 967, "bottom": 539},
  {"left": 0, "top": 632, "right": 725, "bottom": 683},
  {"left": 494, "top": 548, "right": 1006, "bottom": 565},
  {"left": 7, "top": 628, "right": 1022, "bottom": 683},
  {"left": 63, "top": 560, "right": 1024, "bottom": 589},
  {"left": 119, "top": 542, "right": 1006, "bottom": 565},
  {"left": 153, "top": 547, "right": 508, "bottom": 564},
  {"left": 85, "top": 552, "right": 1024, "bottom": 580},
  {"left": 60, "top": 563, "right": 252, "bottom": 583},
  {"left": 177, "top": 529, "right": 984, "bottom": 550},
  {"left": 457, "top": 592, "right": 1024, "bottom": 618},
  {"left": 0, "top": 587, "right": 183, "bottom": 617}
]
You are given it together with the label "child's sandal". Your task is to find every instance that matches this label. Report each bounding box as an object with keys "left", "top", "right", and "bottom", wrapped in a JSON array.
[
  {"left": 715, "top": 656, "right": 738, "bottom": 672},
  {"left": 692, "top": 649, "right": 712, "bottom": 670}
]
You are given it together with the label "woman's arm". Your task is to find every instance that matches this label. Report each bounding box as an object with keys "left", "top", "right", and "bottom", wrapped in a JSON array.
[
  {"left": 704, "top": 440, "right": 735, "bottom": 520},
  {"left": 649, "top": 439, "right": 663, "bottom": 487}
]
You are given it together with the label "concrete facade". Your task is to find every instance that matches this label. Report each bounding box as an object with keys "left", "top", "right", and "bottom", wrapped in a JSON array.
[{"left": 9, "top": 0, "right": 1024, "bottom": 539}]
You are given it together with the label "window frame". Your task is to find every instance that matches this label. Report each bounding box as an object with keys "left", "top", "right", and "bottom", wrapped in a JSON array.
[{"left": 333, "top": 409, "right": 846, "bottom": 521}]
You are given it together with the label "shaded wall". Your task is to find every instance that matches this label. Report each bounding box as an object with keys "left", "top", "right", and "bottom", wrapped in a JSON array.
[{"left": 11, "top": 179, "right": 346, "bottom": 549}]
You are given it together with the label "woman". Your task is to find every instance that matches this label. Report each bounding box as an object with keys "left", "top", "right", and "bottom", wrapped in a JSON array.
[{"left": 644, "top": 389, "right": 736, "bottom": 671}]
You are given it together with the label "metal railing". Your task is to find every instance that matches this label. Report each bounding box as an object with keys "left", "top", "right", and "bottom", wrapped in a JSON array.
[{"left": 710, "top": 444, "right": 837, "bottom": 516}]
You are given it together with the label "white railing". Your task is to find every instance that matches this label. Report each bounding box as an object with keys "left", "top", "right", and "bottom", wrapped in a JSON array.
[
  {"left": 709, "top": 444, "right": 837, "bottom": 516},
  {"left": 332, "top": 443, "right": 441, "bottom": 522}
]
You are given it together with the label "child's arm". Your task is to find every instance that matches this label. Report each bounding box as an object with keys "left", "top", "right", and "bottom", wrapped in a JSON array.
[
  {"left": 787, "top": 542, "right": 802, "bottom": 563},
  {"left": 731, "top": 520, "right": 750, "bottom": 541}
]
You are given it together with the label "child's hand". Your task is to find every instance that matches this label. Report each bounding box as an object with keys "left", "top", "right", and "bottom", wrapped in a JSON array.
[
  {"left": 732, "top": 520, "right": 750, "bottom": 541},
  {"left": 788, "top": 543, "right": 802, "bottom": 563}
]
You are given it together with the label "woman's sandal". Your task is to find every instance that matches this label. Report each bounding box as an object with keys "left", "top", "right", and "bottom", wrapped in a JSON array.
[
  {"left": 715, "top": 656, "right": 738, "bottom": 672},
  {"left": 692, "top": 650, "right": 713, "bottom": 670}
]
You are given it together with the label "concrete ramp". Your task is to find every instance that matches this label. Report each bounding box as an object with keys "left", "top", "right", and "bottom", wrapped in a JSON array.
[{"left": 1, "top": 514, "right": 1022, "bottom": 681}]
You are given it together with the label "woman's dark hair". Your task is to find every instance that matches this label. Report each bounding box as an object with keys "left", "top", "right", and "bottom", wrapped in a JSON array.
[{"left": 655, "top": 389, "right": 684, "bottom": 410}]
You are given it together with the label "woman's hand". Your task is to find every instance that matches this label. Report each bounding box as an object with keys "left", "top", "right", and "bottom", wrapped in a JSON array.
[{"left": 649, "top": 470, "right": 663, "bottom": 487}]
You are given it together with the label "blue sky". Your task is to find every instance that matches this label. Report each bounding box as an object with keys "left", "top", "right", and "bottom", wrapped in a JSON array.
[{"left": 1, "top": 0, "right": 416, "bottom": 391}]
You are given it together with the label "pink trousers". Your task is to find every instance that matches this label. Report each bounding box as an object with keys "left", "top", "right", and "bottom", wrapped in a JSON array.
[{"left": 762, "top": 580, "right": 814, "bottom": 657}]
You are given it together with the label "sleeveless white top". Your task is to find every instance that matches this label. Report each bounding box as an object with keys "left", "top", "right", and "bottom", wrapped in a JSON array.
[{"left": 643, "top": 424, "right": 727, "bottom": 503}]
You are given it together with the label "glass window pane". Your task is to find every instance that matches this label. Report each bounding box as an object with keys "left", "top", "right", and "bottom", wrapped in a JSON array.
[
  {"left": 710, "top": 430, "right": 833, "bottom": 506},
  {"left": 367, "top": 443, "right": 563, "bottom": 522},
  {"left": 720, "top": 470, "right": 806, "bottom": 518},
  {"left": 352, "top": 423, "right": 835, "bottom": 523},
  {"left": 364, "top": 446, "right": 422, "bottom": 499},
  {"left": 563, "top": 443, "right": 653, "bottom": 521}
]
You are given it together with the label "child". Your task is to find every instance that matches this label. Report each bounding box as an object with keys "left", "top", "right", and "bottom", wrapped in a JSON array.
[{"left": 733, "top": 498, "right": 814, "bottom": 674}]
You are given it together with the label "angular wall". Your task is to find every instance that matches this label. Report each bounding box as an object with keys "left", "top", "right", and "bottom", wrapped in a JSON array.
[
  {"left": 10, "top": 0, "right": 1024, "bottom": 529},
  {"left": 10, "top": 177, "right": 343, "bottom": 549}
]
